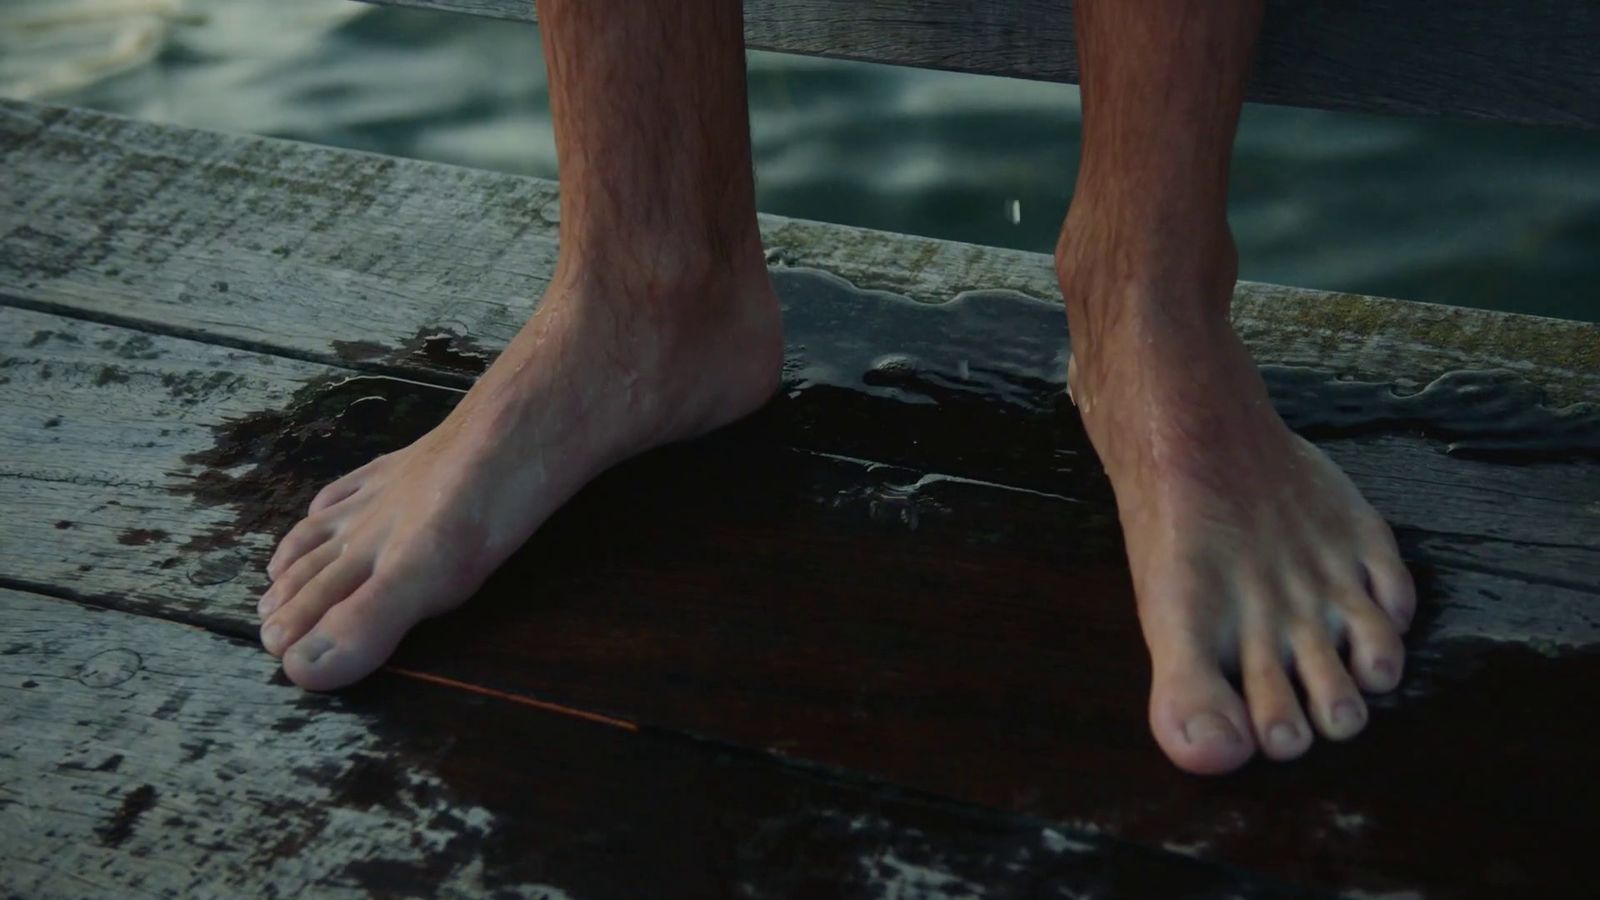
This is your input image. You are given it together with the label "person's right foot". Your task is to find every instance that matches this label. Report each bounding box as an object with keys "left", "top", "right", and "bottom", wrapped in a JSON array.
[{"left": 257, "top": 256, "right": 783, "bottom": 690}]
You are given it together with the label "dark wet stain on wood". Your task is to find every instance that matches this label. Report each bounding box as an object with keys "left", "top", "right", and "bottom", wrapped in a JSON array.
[
  {"left": 142, "top": 267, "right": 1600, "bottom": 895},
  {"left": 160, "top": 370, "right": 245, "bottom": 403},
  {"left": 95, "top": 785, "right": 156, "bottom": 848},
  {"left": 316, "top": 753, "right": 410, "bottom": 815},
  {"left": 92, "top": 365, "right": 129, "bottom": 387},
  {"left": 305, "top": 671, "right": 1295, "bottom": 899},
  {"left": 170, "top": 374, "right": 458, "bottom": 561},
  {"left": 333, "top": 326, "right": 493, "bottom": 380},
  {"left": 117, "top": 528, "right": 169, "bottom": 546}
]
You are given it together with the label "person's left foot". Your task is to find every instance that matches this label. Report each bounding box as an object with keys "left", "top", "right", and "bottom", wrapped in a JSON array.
[{"left": 1059, "top": 225, "right": 1416, "bottom": 774}]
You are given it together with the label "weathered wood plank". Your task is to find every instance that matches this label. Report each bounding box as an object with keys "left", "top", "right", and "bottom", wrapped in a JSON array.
[
  {"left": 4, "top": 101, "right": 1598, "bottom": 406},
  {"left": 2, "top": 306, "right": 1597, "bottom": 896},
  {"left": 5, "top": 587, "right": 1291, "bottom": 899},
  {"left": 362, "top": 0, "right": 1600, "bottom": 130},
  {"left": 3, "top": 100, "right": 1598, "bottom": 895},
  {"left": 4, "top": 298, "right": 1596, "bottom": 624}
]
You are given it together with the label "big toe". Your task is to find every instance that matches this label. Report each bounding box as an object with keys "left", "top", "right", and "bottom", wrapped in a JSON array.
[
  {"left": 280, "top": 581, "right": 413, "bottom": 691},
  {"left": 1149, "top": 659, "right": 1256, "bottom": 775}
]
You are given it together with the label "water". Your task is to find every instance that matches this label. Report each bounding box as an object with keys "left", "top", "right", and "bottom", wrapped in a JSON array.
[{"left": 6, "top": 0, "right": 1598, "bottom": 322}]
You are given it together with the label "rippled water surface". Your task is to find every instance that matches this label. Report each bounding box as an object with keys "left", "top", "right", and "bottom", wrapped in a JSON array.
[{"left": 6, "top": 0, "right": 1598, "bottom": 321}]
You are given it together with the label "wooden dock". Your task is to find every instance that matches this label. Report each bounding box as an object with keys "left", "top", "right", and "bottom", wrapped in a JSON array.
[{"left": 3, "top": 2, "right": 1599, "bottom": 897}]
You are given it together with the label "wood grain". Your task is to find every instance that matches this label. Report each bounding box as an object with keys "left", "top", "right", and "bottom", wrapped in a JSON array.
[
  {"left": 4, "top": 100, "right": 1599, "bottom": 896},
  {"left": 362, "top": 0, "right": 1600, "bottom": 129},
  {"left": 2, "top": 306, "right": 1596, "bottom": 897},
  {"left": 5, "top": 587, "right": 1295, "bottom": 899},
  {"left": 4, "top": 101, "right": 1598, "bottom": 406}
]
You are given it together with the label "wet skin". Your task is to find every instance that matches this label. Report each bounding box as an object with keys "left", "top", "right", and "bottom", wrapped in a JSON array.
[
  {"left": 258, "top": 249, "right": 1413, "bottom": 774},
  {"left": 259, "top": 0, "right": 1415, "bottom": 774},
  {"left": 1058, "top": 237, "right": 1415, "bottom": 773},
  {"left": 259, "top": 263, "right": 782, "bottom": 689}
]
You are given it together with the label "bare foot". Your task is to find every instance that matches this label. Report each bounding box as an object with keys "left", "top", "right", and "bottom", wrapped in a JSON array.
[
  {"left": 258, "top": 261, "right": 782, "bottom": 689},
  {"left": 1061, "top": 237, "right": 1416, "bottom": 775}
]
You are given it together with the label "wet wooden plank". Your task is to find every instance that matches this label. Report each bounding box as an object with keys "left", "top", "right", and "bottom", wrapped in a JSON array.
[
  {"left": 2, "top": 305, "right": 1597, "bottom": 896},
  {"left": 4, "top": 273, "right": 1597, "bottom": 599},
  {"left": 3, "top": 99, "right": 1598, "bottom": 896},
  {"left": 4, "top": 100, "right": 1598, "bottom": 407},
  {"left": 3, "top": 587, "right": 1292, "bottom": 899},
  {"left": 363, "top": 0, "right": 1600, "bottom": 129}
]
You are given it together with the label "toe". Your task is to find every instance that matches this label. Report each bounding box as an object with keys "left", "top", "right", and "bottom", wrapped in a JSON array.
[
  {"left": 258, "top": 541, "right": 339, "bottom": 626},
  {"left": 1148, "top": 653, "right": 1256, "bottom": 775},
  {"left": 308, "top": 457, "right": 384, "bottom": 514},
  {"left": 261, "top": 555, "right": 373, "bottom": 659},
  {"left": 1240, "top": 634, "right": 1313, "bottom": 761},
  {"left": 1364, "top": 557, "right": 1416, "bottom": 633},
  {"left": 282, "top": 577, "right": 416, "bottom": 691},
  {"left": 267, "top": 514, "right": 337, "bottom": 581},
  {"left": 1290, "top": 622, "right": 1368, "bottom": 741},
  {"left": 1344, "top": 601, "right": 1405, "bottom": 693}
]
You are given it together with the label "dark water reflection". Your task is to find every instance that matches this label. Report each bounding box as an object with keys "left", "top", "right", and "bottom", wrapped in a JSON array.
[{"left": 15, "top": 0, "right": 1599, "bottom": 321}]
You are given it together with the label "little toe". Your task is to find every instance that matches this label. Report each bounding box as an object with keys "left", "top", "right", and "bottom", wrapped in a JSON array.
[
  {"left": 1240, "top": 636, "right": 1313, "bottom": 761},
  {"left": 258, "top": 542, "right": 340, "bottom": 624},
  {"left": 1149, "top": 656, "right": 1256, "bottom": 775},
  {"left": 282, "top": 578, "right": 417, "bottom": 691},
  {"left": 1364, "top": 557, "right": 1416, "bottom": 633},
  {"left": 1291, "top": 623, "right": 1368, "bottom": 741},
  {"left": 1344, "top": 602, "right": 1405, "bottom": 693}
]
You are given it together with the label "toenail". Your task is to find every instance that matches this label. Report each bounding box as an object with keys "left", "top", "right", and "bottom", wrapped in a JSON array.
[
  {"left": 257, "top": 591, "right": 283, "bottom": 617},
  {"left": 260, "top": 623, "right": 285, "bottom": 653},
  {"left": 1372, "top": 659, "right": 1398, "bottom": 684},
  {"left": 1332, "top": 699, "right": 1365, "bottom": 729},
  {"left": 1267, "top": 722, "right": 1301, "bottom": 751},
  {"left": 293, "top": 633, "right": 336, "bottom": 666},
  {"left": 1184, "top": 712, "right": 1242, "bottom": 745}
]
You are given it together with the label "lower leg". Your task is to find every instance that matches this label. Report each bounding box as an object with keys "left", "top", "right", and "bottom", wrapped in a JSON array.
[
  {"left": 1060, "top": 1, "right": 1415, "bottom": 774},
  {"left": 257, "top": 0, "right": 779, "bottom": 690},
  {"left": 542, "top": 0, "right": 773, "bottom": 310}
]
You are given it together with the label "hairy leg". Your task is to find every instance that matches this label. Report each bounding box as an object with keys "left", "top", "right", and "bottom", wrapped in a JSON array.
[
  {"left": 259, "top": 0, "right": 780, "bottom": 689},
  {"left": 1059, "top": 1, "right": 1415, "bottom": 773}
]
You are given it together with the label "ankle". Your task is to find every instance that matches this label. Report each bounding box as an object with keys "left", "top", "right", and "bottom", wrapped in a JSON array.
[
  {"left": 1054, "top": 195, "right": 1238, "bottom": 321},
  {"left": 555, "top": 227, "right": 769, "bottom": 299},
  {"left": 536, "top": 242, "right": 781, "bottom": 440}
]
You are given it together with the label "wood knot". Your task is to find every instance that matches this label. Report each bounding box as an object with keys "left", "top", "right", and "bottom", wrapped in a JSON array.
[
  {"left": 189, "top": 549, "right": 245, "bottom": 586},
  {"left": 77, "top": 648, "right": 142, "bottom": 687}
]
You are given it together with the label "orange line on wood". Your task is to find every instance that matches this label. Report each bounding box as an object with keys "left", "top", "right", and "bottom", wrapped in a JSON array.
[{"left": 385, "top": 666, "right": 640, "bottom": 732}]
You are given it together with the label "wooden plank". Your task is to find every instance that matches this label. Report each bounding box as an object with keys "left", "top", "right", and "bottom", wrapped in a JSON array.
[
  {"left": 2, "top": 306, "right": 1597, "bottom": 896},
  {"left": 3, "top": 102, "right": 1598, "bottom": 894},
  {"left": 4, "top": 100, "right": 1599, "bottom": 407},
  {"left": 3, "top": 587, "right": 1290, "bottom": 898},
  {"left": 361, "top": 0, "right": 1600, "bottom": 130},
  {"left": 4, "top": 299, "right": 1596, "bottom": 623}
]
